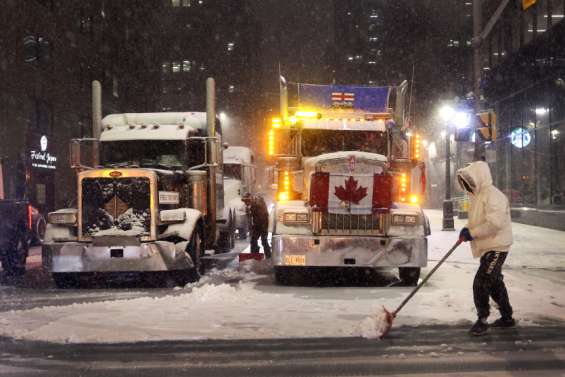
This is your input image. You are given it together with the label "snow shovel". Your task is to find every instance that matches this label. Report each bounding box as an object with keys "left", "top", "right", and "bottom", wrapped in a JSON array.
[{"left": 378, "top": 238, "right": 463, "bottom": 338}]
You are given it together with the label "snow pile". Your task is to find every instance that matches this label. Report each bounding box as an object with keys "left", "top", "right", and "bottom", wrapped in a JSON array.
[
  {"left": 359, "top": 306, "right": 392, "bottom": 339},
  {"left": 238, "top": 258, "right": 273, "bottom": 276}
]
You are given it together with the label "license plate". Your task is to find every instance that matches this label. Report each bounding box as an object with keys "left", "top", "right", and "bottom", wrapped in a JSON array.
[
  {"left": 110, "top": 248, "right": 124, "bottom": 258},
  {"left": 284, "top": 255, "right": 305, "bottom": 266}
]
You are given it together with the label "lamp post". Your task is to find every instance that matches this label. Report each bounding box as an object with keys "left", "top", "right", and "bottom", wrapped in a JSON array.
[{"left": 439, "top": 105, "right": 455, "bottom": 231}]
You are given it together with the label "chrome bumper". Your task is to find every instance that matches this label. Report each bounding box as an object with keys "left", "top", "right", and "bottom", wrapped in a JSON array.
[
  {"left": 42, "top": 241, "right": 193, "bottom": 273},
  {"left": 272, "top": 235, "right": 427, "bottom": 268}
]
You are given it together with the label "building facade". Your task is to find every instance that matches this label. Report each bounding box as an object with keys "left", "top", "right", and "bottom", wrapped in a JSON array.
[
  {"left": 0, "top": 0, "right": 261, "bottom": 214},
  {"left": 0, "top": 0, "right": 131, "bottom": 213},
  {"left": 481, "top": 0, "right": 565, "bottom": 228}
]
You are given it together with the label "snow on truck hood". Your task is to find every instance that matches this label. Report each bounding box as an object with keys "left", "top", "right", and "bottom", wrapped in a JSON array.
[
  {"left": 100, "top": 112, "right": 206, "bottom": 141},
  {"left": 303, "top": 151, "right": 387, "bottom": 169}
]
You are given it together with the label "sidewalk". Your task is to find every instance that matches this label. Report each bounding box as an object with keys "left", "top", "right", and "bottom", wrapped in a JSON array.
[{"left": 425, "top": 209, "right": 565, "bottom": 270}]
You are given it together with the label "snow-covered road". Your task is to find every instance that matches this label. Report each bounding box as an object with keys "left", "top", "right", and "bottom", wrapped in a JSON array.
[{"left": 0, "top": 209, "right": 563, "bottom": 344}]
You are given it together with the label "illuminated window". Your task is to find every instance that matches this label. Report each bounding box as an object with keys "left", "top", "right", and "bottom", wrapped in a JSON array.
[
  {"left": 182, "top": 60, "right": 191, "bottom": 72},
  {"left": 227, "top": 42, "right": 235, "bottom": 51},
  {"left": 171, "top": 0, "right": 180, "bottom": 7},
  {"left": 162, "top": 62, "right": 170, "bottom": 73},
  {"left": 172, "top": 61, "right": 181, "bottom": 73},
  {"left": 182, "top": 0, "right": 191, "bottom": 6}
]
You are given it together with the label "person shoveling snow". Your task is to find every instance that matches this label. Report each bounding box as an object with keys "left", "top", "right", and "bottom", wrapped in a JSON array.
[
  {"left": 373, "top": 161, "right": 515, "bottom": 339},
  {"left": 456, "top": 161, "right": 515, "bottom": 336}
]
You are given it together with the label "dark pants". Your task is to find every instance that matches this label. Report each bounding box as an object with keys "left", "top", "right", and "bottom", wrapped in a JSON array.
[
  {"left": 473, "top": 251, "right": 513, "bottom": 320},
  {"left": 250, "top": 227, "right": 271, "bottom": 258}
]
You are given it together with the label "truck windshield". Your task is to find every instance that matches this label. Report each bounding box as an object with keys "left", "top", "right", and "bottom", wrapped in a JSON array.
[
  {"left": 224, "top": 163, "right": 242, "bottom": 180},
  {"left": 301, "top": 129, "right": 387, "bottom": 157},
  {"left": 101, "top": 140, "right": 185, "bottom": 169}
]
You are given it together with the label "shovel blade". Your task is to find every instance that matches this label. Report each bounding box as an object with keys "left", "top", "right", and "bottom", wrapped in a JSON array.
[{"left": 378, "top": 306, "right": 395, "bottom": 339}]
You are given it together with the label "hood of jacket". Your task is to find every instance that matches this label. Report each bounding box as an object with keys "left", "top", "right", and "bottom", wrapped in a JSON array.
[{"left": 456, "top": 161, "right": 492, "bottom": 195}]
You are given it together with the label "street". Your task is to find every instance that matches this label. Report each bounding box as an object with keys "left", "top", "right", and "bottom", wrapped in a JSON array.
[
  {"left": 0, "top": 210, "right": 564, "bottom": 375},
  {"left": 0, "top": 324, "right": 564, "bottom": 376}
]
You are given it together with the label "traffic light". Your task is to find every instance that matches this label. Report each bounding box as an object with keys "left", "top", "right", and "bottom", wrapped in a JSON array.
[{"left": 477, "top": 110, "right": 497, "bottom": 142}]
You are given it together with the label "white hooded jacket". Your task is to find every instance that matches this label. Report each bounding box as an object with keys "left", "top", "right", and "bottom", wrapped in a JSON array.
[{"left": 456, "top": 161, "right": 513, "bottom": 258}]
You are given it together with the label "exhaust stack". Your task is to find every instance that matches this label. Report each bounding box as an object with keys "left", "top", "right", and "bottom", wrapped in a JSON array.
[
  {"left": 92, "top": 80, "right": 102, "bottom": 139},
  {"left": 206, "top": 77, "right": 217, "bottom": 244}
]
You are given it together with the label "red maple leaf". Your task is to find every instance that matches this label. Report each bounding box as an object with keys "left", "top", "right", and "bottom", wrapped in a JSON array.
[{"left": 334, "top": 176, "right": 367, "bottom": 204}]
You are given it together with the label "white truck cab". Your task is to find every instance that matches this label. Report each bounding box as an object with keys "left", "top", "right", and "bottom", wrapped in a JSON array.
[{"left": 223, "top": 146, "right": 256, "bottom": 239}]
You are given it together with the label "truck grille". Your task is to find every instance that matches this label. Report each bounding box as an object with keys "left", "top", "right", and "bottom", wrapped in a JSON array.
[
  {"left": 81, "top": 177, "right": 151, "bottom": 237},
  {"left": 312, "top": 212, "right": 384, "bottom": 235}
]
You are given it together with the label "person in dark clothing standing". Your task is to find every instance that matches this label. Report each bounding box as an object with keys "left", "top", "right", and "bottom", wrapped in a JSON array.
[
  {"left": 457, "top": 161, "right": 515, "bottom": 336},
  {"left": 242, "top": 193, "right": 271, "bottom": 259}
]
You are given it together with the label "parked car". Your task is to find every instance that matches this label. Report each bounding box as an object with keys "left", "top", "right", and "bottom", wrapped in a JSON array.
[{"left": 0, "top": 200, "right": 32, "bottom": 276}]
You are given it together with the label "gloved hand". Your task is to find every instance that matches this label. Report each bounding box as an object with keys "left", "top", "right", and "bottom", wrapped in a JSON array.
[{"left": 459, "top": 227, "right": 473, "bottom": 242}]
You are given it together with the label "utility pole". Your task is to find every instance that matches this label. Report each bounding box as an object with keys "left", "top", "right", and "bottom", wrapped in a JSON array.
[
  {"left": 473, "top": 0, "right": 484, "bottom": 161},
  {"left": 443, "top": 130, "right": 455, "bottom": 231}
]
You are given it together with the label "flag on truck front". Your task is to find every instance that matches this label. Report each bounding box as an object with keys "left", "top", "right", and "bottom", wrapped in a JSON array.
[
  {"left": 329, "top": 174, "right": 373, "bottom": 215},
  {"left": 298, "top": 84, "right": 390, "bottom": 113}
]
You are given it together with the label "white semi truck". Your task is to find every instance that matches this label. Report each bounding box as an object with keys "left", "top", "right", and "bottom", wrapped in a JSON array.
[
  {"left": 268, "top": 81, "right": 430, "bottom": 285},
  {"left": 223, "top": 146, "right": 256, "bottom": 239},
  {"left": 42, "top": 80, "right": 231, "bottom": 287}
]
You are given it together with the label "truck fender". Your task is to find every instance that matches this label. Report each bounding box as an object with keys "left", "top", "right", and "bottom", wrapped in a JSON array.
[
  {"left": 159, "top": 208, "right": 203, "bottom": 241},
  {"left": 423, "top": 212, "right": 431, "bottom": 236}
]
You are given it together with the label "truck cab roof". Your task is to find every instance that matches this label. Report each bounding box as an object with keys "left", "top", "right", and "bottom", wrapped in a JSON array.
[
  {"left": 224, "top": 146, "right": 254, "bottom": 165},
  {"left": 100, "top": 112, "right": 209, "bottom": 141}
]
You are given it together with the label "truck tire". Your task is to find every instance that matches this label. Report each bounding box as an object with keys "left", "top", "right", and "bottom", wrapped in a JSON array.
[
  {"left": 186, "top": 226, "right": 204, "bottom": 281},
  {"left": 274, "top": 266, "right": 291, "bottom": 285},
  {"left": 399, "top": 267, "right": 420, "bottom": 286},
  {"left": 1, "top": 238, "right": 28, "bottom": 277},
  {"left": 237, "top": 225, "right": 248, "bottom": 240},
  {"left": 217, "top": 211, "right": 235, "bottom": 252},
  {"left": 53, "top": 273, "right": 81, "bottom": 289},
  {"left": 229, "top": 211, "right": 236, "bottom": 248},
  {"left": 33, "top": 215, "right": 46, "bottom": 246}
]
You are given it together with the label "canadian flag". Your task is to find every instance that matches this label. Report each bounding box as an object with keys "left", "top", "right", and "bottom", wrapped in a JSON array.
[{"left": 310, "top": 173, "right": 392, "bottom": 214}]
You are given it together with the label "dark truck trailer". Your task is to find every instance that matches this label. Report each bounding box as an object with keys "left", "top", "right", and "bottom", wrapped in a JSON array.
[{"left": 0, "top": 200, "right": 31, "bottom": 276}]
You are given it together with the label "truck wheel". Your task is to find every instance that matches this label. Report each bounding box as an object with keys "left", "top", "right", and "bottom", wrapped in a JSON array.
[
  {"left": 53, "top": 273, "right": 81, "bottom": 289},
  {"left": 229, "top": 211, "right": 236, "bottom": 248},
  {"left": 34, "top": 216, "right": 46, "bottom": 246},
  {"left": 274, "top": 267, "right": 291, "bottom": 285},
  {"left": 1, "top": 238, "right": 28, "bottom": 277},
  {"left": 237, "top": 226, "right": 248, "bottom": 240},
  {"left": 186, "top": 227, "right": 204, "bottom": 281},
  {"left": 399, "top": 267, "right": 420, "bottom": 286}
]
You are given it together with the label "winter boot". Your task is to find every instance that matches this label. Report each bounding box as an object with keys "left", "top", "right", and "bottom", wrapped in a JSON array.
[
  {"left": 469, "top": 318, "right": 488, "bottom": 336},
  {"left": 491, "top": 317, "right": 516, "bottom": 328}
]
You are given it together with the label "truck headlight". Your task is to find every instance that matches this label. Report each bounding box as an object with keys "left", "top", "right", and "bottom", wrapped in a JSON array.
[
  {"left": 392, "top": 214, "right": 418, "bottom": 226},
  {"left": 283, "top": 212, "right": 309, "bottom": 225},
  {"left": 47, "top": 211, "right": 77, "bottom": 225}
]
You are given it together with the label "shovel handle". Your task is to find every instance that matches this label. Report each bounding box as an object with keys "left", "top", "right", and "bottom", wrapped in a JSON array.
[{"left": 393, "top": 238, "right": 463, "bottom": 316}]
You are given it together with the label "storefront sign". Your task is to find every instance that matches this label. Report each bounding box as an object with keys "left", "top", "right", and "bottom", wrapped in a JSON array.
[
  {"left": 30, "top": 135, "right": 57, "bottom": 169},
  {"left": 510, "top": 128, "right": 531, "bottom": 148}
]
